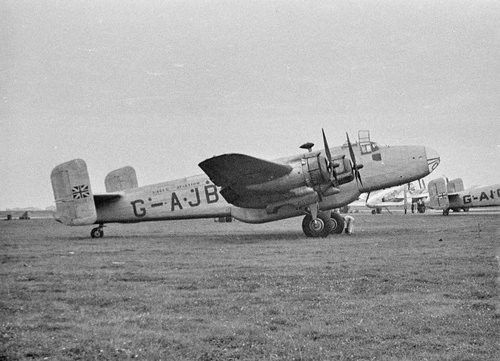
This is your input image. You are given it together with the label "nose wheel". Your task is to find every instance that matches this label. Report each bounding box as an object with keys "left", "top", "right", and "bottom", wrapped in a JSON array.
[{"left": 90, "top": 225, "right": 104, "bottom": 238}]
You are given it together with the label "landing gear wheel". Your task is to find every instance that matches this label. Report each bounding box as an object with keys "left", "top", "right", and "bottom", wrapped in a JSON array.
[
  {"left": 330, "top": 212, "right": 345, "bottom": 234},
  {"left": 302, "top": 213, "right": 334, "bottom": 238},
  {"left": 443, "top": 209, "right": 449, "bottom": 216},
  {"left": 91, "top": 227, "right": 104, "bottom": 238}
]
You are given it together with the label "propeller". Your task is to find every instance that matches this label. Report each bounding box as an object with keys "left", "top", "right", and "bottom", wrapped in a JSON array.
[
  {"left": 321, "top": 128, "right": 338, "bottom": 185},
  {"left": 346, "top": 132, "right": 364, "bottom": 188}
]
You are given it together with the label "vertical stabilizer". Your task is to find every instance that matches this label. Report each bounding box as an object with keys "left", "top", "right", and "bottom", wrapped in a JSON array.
[
  {"left": 428, "top": 178, "right": 449, "bottom": 209},
  {"left": 51, "top": 159, "right": 97, "bottom": 226},
  {"left": 447, "top": 178, "right": 464, "bottom": 193},
  {"left": 105, "top": 166, "right": 138, "bottom": 192}
]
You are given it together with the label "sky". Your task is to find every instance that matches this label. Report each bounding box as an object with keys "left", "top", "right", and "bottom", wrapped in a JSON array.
[{"left": 1, "top": 0, "right": 499, "bottom": 209}]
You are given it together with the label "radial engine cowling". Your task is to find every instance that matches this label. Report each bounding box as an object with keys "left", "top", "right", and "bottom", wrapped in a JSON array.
[
  {"left": 244, "top": 152, "right": 333, "bottom": 194},
  {"left": 301, "top": 152, "right": 330, "bottom": 188}
]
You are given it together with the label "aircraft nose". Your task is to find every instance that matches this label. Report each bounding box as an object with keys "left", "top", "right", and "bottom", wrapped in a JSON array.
[{"left": 425, "top": 147, "right": 440, "bottom": 173}]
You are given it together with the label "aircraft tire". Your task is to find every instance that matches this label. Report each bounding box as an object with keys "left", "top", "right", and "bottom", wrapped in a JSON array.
[
  {"left": 302, "top": 213, "right": 333, "bottom": 238},
  {"left": 443, "top": 209, "right": 449, "bottom": 216},
  {"left": 330, "top": 212, "right": 345, "bottom": 234},
  {"left": 91, "top": 227, "right": 104, "bottom": 238}
]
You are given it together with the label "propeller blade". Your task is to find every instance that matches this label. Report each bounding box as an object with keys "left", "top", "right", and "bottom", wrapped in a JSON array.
[
  {"left": 346, "top": 132, "right": 356, "bottom": 166},
  {"left": 346, "top": 132, "right": 364, "bottom": 188},
  {"left": 322, "top": 128, "right": 332, "bottom": 164},
  {"left": 322, "top": 128, "right": 338, "bottom": 183},
  {"left": 356, "top": 169, "right": 364, "bottom": 187}
]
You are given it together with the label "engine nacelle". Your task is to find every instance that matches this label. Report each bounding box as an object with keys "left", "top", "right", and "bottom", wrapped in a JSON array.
[
  {"left": 221, "top": 152, "right": 356, "bottom": 209},
  {"left": 244, "top": 152, "right": 354, "bottom": 195},
  {"left": 301, "top": 152, "right": 331, "bottom": 188}
]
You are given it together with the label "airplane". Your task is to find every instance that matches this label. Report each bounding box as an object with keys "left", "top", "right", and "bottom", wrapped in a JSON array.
[
  {"left": 365, "top": 181, "right": 428, "bottom": 214},
  {"left": 427, "top": 177, "right": 500, "bottom": 215},
  {"left": 50, "top": 130, "right": 440, "bottom": 238}
]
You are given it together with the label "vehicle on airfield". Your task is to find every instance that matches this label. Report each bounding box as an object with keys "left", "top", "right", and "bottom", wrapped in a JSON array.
[
  {"left": 427, "top": 177, "right": 500, "bottom": 215},
  {"left": 50, "top": 130, "right": 440, "bottom": 238},
  {"left": 365, "top": 181, "right": 428, "bottom": 214}
]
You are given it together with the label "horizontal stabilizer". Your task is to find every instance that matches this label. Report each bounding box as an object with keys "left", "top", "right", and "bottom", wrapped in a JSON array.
[{"left": 94, "top": 193, "right": 122, "bottom": 206}]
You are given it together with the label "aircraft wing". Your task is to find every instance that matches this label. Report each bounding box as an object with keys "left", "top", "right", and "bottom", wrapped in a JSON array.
[
  {"left": 368, "top": 201, "right": 405, "bottom": 208},
  {"left": 199, "top": 153, "right": 293, "bottom": 187}
]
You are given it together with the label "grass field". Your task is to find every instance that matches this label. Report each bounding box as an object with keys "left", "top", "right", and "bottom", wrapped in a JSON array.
[{"left": 1, "top": 213, "right": 499, "bottom": 360}]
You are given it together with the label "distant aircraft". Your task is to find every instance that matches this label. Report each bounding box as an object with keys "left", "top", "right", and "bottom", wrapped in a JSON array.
[
  {"left": 51, "top": 130, "right": 440, "bottom": 238},
  {"left": 427, "top": 177, "right": 500, "bottom": 215},
  {"left": 365, "top": 181, "right": 428, "bottom": 214}
]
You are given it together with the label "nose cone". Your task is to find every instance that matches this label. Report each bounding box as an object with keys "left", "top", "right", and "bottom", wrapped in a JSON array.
[{"left": 425, "top": 147, "right": 440, "bottom": 174}]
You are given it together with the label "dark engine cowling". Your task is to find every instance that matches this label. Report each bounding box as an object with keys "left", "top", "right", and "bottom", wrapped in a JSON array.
[
  {"left": 301, "top": 153, "right": 354, "bottom": 189},
  {"left": 301, "top": 153, "right": 330, "bottom": 188}
]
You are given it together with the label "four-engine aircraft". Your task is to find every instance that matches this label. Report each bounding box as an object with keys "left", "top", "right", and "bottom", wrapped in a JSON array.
[
  {"left": 427, "top": 177, "right": 500, "bottom": 215},
  {"left": 51, "top": 130, "right": 440, "bottom": 238}
]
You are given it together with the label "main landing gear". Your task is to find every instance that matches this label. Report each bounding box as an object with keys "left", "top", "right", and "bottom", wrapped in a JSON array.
[
  {"left": 90, "top": 224, "right": 104, "bottom": 238},
  {"left": 301, "top": 209, "right": 346, "bottom": 238}
]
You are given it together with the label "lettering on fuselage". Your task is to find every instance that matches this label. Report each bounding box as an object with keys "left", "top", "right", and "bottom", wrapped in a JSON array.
[
  {"left": 131, "top": 199, "right": 146, "bottom": 217},
  {"left": 131, "top": 183, "right": 220, "bottom": 218},
  {"left": 463, "top": 188, "right": 500, "bottom": 204}
]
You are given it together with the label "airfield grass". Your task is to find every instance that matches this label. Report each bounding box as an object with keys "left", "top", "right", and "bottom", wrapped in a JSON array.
[{"left": 0, "top": 213, "right": 499, "bottom": 360}]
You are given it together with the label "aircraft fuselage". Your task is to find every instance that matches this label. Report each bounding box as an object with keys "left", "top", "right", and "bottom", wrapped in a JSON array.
[
  {"left": 448, "top": 184, "right": 500, "bottom": 209},
  {"left": 94, "top": 144, "right": 436, "bottom": 224}
]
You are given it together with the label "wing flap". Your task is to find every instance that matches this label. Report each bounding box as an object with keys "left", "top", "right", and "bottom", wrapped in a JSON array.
[{"left": 199, "top": 153, "right": 292, "bottom": 187}]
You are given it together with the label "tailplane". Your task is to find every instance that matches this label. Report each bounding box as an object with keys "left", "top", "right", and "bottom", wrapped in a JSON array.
[{"left": 50, "top": 159, "right": 97, "bottom": 226}]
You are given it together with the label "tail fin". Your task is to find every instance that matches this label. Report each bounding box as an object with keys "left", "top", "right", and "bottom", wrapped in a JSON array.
[
  {"left": 428, "top": 177, "right": 449, "bottom": 209},
  {"left": 105, "top": 166, "right": 138, "bottom": 192},
  {"left": 447, "top": 178, "right": 464, "bottom": 193},
  {"left": 50, "top": 159, "right": 97, "bottom": 226}
]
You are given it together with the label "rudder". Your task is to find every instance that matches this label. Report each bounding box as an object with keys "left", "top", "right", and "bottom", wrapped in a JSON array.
[{"left": 51, "top": 159, "right": 97, "bottom": 226}]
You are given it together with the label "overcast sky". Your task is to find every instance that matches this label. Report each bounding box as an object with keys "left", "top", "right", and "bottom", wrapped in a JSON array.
[{"left": 1, "top": 0, "right": 499, "bottom": 209}]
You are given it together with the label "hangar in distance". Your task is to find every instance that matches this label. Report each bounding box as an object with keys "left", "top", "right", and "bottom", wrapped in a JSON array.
[{"left": 51, "top": 130, "right": 440, "bottom": 238}]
